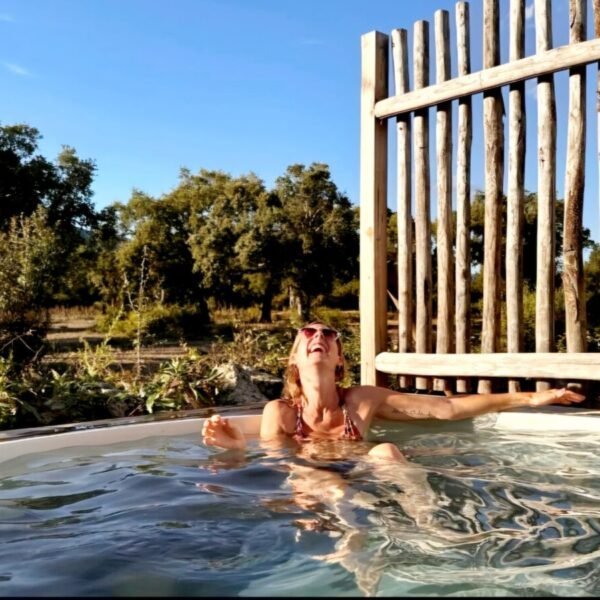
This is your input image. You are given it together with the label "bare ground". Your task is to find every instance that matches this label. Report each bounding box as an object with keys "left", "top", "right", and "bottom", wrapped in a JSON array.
[{"left": 44, "top": 316, "right": 211, "bottom": 366}]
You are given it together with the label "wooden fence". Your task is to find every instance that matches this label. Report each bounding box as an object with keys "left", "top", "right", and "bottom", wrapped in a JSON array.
[{"left": 360, "top": 0, "right": 600, "bottom": 392}]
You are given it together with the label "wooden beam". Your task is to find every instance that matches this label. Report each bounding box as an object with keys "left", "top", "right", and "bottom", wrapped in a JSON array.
[
  {"left": 374, "top": 37, "right": 600, "bottom": 120},
  {"left": 434, "top": 9, "right": 454, "bottom": 392},
  {"left": 595, "top": 1, "right": 600, "bottom": 282},
  {"left": 479, "top": 0, "right": 503, "bottom": 393},
  {"left": 360, "top": 31, "right": 389, "bottom": 387},
  {"left": 455, "top": 1, "right": 472, "bottom": 394},
  {"left": 563, "top": 0, "right": 588, "bottom": 353},
  {"left": 506, "top": 0, "right": 526, "bottom": 393},
  {"left": 375, "top": 352, "right": 600, "bottom": 381},
  {"left": 413, "top": 20, "right": 432, "bottom": 391},
  {"left": 535, "top": 0, "right": 557, "bottom": 391},
  {"left": 391, "top": 28, "right": 413, "bottom": 390}
]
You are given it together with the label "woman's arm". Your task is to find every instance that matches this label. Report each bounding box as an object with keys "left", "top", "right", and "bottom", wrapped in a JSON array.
[
  {"left": 259, "top": 400, "right": 292, "bottom": 440},
  {"left": 202, "top": 414, "right": 247, "bottom": 450},
  {"left": 368, "top": 386, "right": 586, "bottom": 421},
  {"left": 202, "top": 400, "right": 293, "bottom": 450}
]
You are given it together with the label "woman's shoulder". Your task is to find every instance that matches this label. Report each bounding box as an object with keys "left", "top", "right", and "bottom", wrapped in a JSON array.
[
  {"left": 262, "top": 398, "right": 296, "bottom": 435},
  {"left": 262, "top": 398, "right": 298, "bottom": 423},
  {"left": 263, "top": 398, "right": 295, "bottom": 414}
]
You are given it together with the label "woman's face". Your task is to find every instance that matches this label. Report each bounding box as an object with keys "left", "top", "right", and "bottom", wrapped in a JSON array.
[{"left": 292, "top": 323, "right": 342, "bottom": 372}]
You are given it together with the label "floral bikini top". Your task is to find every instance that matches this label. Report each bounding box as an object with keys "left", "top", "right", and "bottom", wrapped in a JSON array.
[{"left": 293, "top": 393, "right": 362, "bottom": 442}]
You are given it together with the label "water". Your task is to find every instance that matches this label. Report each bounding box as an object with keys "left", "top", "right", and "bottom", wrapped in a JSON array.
[{"left": 1, "top": 426, "right": 600, "bottom": 596}]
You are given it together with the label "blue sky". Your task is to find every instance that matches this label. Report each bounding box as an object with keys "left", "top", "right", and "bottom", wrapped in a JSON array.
[{"left": 1, "top": 0, "right": 598, "bottom": 241}]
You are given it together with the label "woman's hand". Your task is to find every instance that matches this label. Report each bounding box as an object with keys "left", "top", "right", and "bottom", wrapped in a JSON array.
[
  {"left": 202, "top": 414, "right": 247, "bottom": 450},
  {"left": 528, "top": 387, "right": 586, "bottom": 407}
]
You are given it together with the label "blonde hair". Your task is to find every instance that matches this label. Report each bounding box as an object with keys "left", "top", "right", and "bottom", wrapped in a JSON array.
[{"left": 281, "top": 320, "right": 347, "bottom": 407}]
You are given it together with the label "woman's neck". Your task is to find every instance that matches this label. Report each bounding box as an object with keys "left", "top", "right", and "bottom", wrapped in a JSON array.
[{"left": 299, "top": 369, "right": 339, "bottom": 419}]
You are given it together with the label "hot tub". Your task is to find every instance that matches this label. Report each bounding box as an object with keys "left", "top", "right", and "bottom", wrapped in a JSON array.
[{"left": 1, "top": 405, "right": 600, "bottom": 596}]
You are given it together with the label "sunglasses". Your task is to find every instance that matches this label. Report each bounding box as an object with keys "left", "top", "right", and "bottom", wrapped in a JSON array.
[{"left": 298, "top": 326, "right": 340, "bottom": 341}]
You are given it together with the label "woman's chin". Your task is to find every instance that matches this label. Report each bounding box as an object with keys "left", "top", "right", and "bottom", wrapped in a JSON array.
[{"left": 304, "top": 355, "right": 334, "bottom": 369}]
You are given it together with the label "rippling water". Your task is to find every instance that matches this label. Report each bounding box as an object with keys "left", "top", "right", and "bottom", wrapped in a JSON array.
[{"left": 1, "top": 426, "right": 600, "bottom": 596}]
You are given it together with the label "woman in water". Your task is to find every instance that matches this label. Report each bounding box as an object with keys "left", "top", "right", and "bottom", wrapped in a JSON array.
[{"left": 202, "top": 321, "right": 585, "bottom": 457}]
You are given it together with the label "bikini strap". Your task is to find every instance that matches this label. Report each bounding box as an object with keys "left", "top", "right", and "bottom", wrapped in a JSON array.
[
  {"left": 340, "top": 399, "right": 363, "bottom": 441},
  {"left": 294, "top": 393, "right": 362, "bottom": 442},
  {"left": 294, "top": 402, "right": 307, "bottom": 441}
]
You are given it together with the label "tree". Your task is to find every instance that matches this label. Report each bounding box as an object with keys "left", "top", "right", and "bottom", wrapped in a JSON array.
[
  {"left": 182, "top": 169, "right": 265, "bottom": 309},
  {"left": 274, "top": 163, "right": 358, "bottom": 320},
  {"left": 236, "top": 190, "right": 287, "bottom": 322},
  {"left": 0, "top": 124, "right": 55, "bottom": 225},
  {"left": 85, "top": 206, "right": 125, "bottom": 307},
  {"left": 0, "top": 124, "right": 96, "bottom": 236},
  {"left": 115, "top": 189, "right": 206, "bottom": 308},
  {"left": 469, "top": 190, "right": 593, "bottom": 286},
  {"left": 0, "top": 123, "right": 98, "bottom": 306},
  {"left": 0, "top": 208, "right": 60, "bottom": 361},
  {"left": 46, "top": 145, "right": 97, "bottom": 251},
  {"left": 585, "top": 243, "right": 600, "bottom": 330}
]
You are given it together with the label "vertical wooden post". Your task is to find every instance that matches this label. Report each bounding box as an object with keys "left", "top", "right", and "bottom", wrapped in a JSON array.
[
  {"left": 596, "top": 1, "right": 600, "bottom": 257},
  {"left": 360, "top": 31, "right": 389, "bottom": 387},
  {"left": 391, "top": 28, "right": 413, "bottom": 390},
  {"left": 479, "top": 0, "right": 504, "bottom": 394},
  {"left": 535, "top": 0, "right": 557, "bottom": 391},
  {"left": 506, "top": 0, "right": 526, "bottom": 393},
  {"left": 413, "top": 20, "right": 432, "bottom": 391},
  {"left": 434, "top": 9, "right": 454, "bottom": 393},
  {"left": 455, "top": 1, "right": 472, "bottom": 394},
  {"left": 563, "top": 0, "right": 587, "bottom": 353}
]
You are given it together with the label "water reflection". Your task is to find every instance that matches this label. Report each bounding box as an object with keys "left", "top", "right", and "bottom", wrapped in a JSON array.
[
  {"left": 199, "top": 432, "right": 600, "bottom": 596},
  {"left": 1, "top": 430, "right": 600, "bottom": 596}
]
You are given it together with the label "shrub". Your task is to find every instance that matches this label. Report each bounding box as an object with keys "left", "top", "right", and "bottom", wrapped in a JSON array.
[
  {"left": 143, "top": 348, "right": 221, "bottom": 414},
  {"left": 96, "top": 303, "right": 209, "bottom": 343},
  {"left": 0, "top": 209, "right": 60, "bottom": 363},
  {"left": 207, "top": 326, "right": 292, "bottom": 376},
  {"left": 310, "top": 307, "right": 351, "bottom": 330},
  {"left": 212, "top": 306, "right": 262, "bottom": 325}
]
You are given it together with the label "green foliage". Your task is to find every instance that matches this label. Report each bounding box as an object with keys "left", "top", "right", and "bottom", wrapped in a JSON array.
[
  {"left": 521, "top": 284, "right": 537, "bottom": 352},
  {"left": 328, "top": 278, "right": 359, "bottom": 310},
  {"left": 38, "top": 367, "right": 127, "bottom": 424},
  {"left": 586, "top": 326, "right": 600, "bottom": 352},
  {"left": 0, "top": 123, "right": 101, "bottom": 309},
  {"left": 185, "top": 170, "right": 267, "bottom": 308},
  {"left": 0, "top": 208, "right": 59, "bottom": 312},
  {"left": 0, "top": 343, "right": 225, "bottom": 429},
  {"left": 143, "top": 348, "right": 220, "bottom": 413},
  {"left": 469, "top": 191, "right": 594, "bottom": 284},
  {"left": 0, "top": 124, "right": 96, "bottom": 234},
  {"left": 208, "top": 327, "right": 291, "bottom": 376},
  {"left": 310, "top": 307, "right": 352, "bottom": 331},
  {"left": 96, "top": 164, "right": 360, "bottom": 324},
  {"left": 0, "top": 356, "right": 42, "bottom": 427},
  {"left": 114, "top": 190, "right": 206, "bottom": 307},
  {"left": 0, "top": 124, "right": 55, "bottom": 224},
  {"left": 585, "top": 243, "right": 600, "bottom": 329},
  {"left": 0, "top": 314, "right": 363, "bottom": 431},
  {"left": 211, "top": 306, "right": 263, "bottom": 325},
  {"left": 144, "top": 305, "right": 210, "bottom": 341},
  {"left": 235, "top": 190, "right": 287, "bottom": 322},
  {"left": 0, "top": 208, "right": 60, "bottom": 361},
  {"left": 338, "top": 325, "right": 361, "bottom": 387},
  {"left": 275, "top": 163, "right": 359, "bottom": 320},
  {"left": 96, "top": 303, "right": 209, "bottom": 343}
]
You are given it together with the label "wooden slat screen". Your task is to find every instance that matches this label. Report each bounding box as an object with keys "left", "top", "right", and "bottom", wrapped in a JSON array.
[{"left": 360, "top": 0, "right": 600, "bottom": 391}]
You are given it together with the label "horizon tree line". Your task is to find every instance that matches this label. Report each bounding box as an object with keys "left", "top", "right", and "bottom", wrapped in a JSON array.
[{"left": 1, "top": 121, "right": 599, "bottom": 358}]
